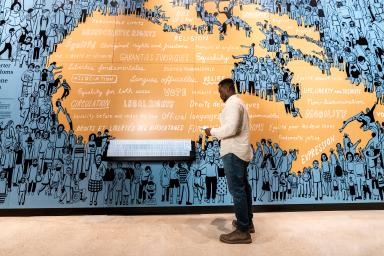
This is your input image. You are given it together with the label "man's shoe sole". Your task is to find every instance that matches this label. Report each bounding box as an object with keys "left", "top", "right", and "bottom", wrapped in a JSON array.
[{"left": 219, "top": 235, "right": 252, "bottom": 244}]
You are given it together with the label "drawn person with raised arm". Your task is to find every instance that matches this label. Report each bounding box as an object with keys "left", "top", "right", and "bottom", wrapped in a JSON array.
[
  {"left": 0, "top": 28, "right": 17, "bottom": 60},
  {"left": 339, "top": 102, "right": 377, "bottom": 132},
  {"left": 57, "top": 79, "right": 71, "bottom": 100},
  {"left": 219, "top": 0, "right": 236, "bottom": 34}
]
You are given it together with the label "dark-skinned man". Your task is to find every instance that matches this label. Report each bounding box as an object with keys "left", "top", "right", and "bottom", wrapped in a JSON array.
[{"left": 205, "top": 78, "right": 254, "bottom": 244}]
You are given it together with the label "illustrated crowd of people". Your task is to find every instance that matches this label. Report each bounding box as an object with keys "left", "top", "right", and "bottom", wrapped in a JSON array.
[
  {"left": 5, "top": 114, "right": 384, "bottom": 207},
  {"left": 163, "top": 0, "right": 253, "bottom": 39},
  {"left": 0, "top": 0, "right": 167, "bottom": 64},
  {"left": 168, "top": 0, "right": 384, "bottom": 114},
  {"left": 231, "top": 38, "right": 302, "bottom": 117},
  {"left": 256, "top": 0, "right": 384, "bottom": 98},
  {"left": 161, "top": 0, "right": 384, "bottom": 97}
]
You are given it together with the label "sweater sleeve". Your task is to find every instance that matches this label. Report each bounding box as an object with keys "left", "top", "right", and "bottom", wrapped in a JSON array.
[{"left": 210, "top": 102, "right": 243, "bottom": 140}]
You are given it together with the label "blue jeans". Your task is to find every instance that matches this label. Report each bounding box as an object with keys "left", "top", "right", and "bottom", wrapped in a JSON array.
[{"left": 222, "top": 153, "right": 253, "bottom": 232}]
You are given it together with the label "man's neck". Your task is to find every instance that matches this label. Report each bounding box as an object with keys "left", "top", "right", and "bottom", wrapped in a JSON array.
[{"left": 225, "top": 93, "right": 236, "bottom": 102}]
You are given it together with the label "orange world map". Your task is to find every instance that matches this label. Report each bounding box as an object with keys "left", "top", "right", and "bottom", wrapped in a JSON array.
[{"left": 49, "top": 2, "right": 380, "bottom": 171}]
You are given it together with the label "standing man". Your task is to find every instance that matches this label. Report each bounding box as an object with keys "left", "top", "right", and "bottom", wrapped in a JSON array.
[{"left": 205, "top": 78, "right": 254, "bottom": 244}]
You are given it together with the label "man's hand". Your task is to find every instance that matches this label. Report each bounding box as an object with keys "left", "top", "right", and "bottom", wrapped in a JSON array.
[{"left": 204, "top": 128, "right": 212, "bottom": 136}]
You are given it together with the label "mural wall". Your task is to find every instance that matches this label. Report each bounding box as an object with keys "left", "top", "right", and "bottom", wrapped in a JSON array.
[{"left": 0, "top": 0, "right": 383, "bottom": 209}]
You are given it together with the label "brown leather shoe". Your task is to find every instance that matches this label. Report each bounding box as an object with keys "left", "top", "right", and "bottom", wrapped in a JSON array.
[
  {"left": 232, "top": 220, "right": 255, "bottom": 233},
  {"left": 220, "top": 229, "right": 252, "bottom": 244}
]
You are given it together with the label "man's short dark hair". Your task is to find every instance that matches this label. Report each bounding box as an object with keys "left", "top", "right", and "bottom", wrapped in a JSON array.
[{"left": 219, "top": 78, "right": 235, "bottom": 91}]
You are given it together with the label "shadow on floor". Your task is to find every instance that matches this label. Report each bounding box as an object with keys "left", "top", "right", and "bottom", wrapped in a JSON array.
[{"left": 210, "top": 218, "right": 232, "bottom": 233}]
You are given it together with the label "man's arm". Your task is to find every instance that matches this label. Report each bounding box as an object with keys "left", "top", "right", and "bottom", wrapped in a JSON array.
[
  {"left": 371, "top": 102, "right": 378, "bottom": 113},
  {"left": 352, "top": 139, "right": 361, "bottom": 149},
  {"left": 209, "top": 103, "right": 243, "bottom": 139},
  {"left": 0, "top": 34, "right": 10, "bottom": 44}
]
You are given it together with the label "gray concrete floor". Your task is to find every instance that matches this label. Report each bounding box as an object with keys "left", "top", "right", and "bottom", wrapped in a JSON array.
[{"left": 0, "top": 210, "right": 382, "bottom": 256}]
